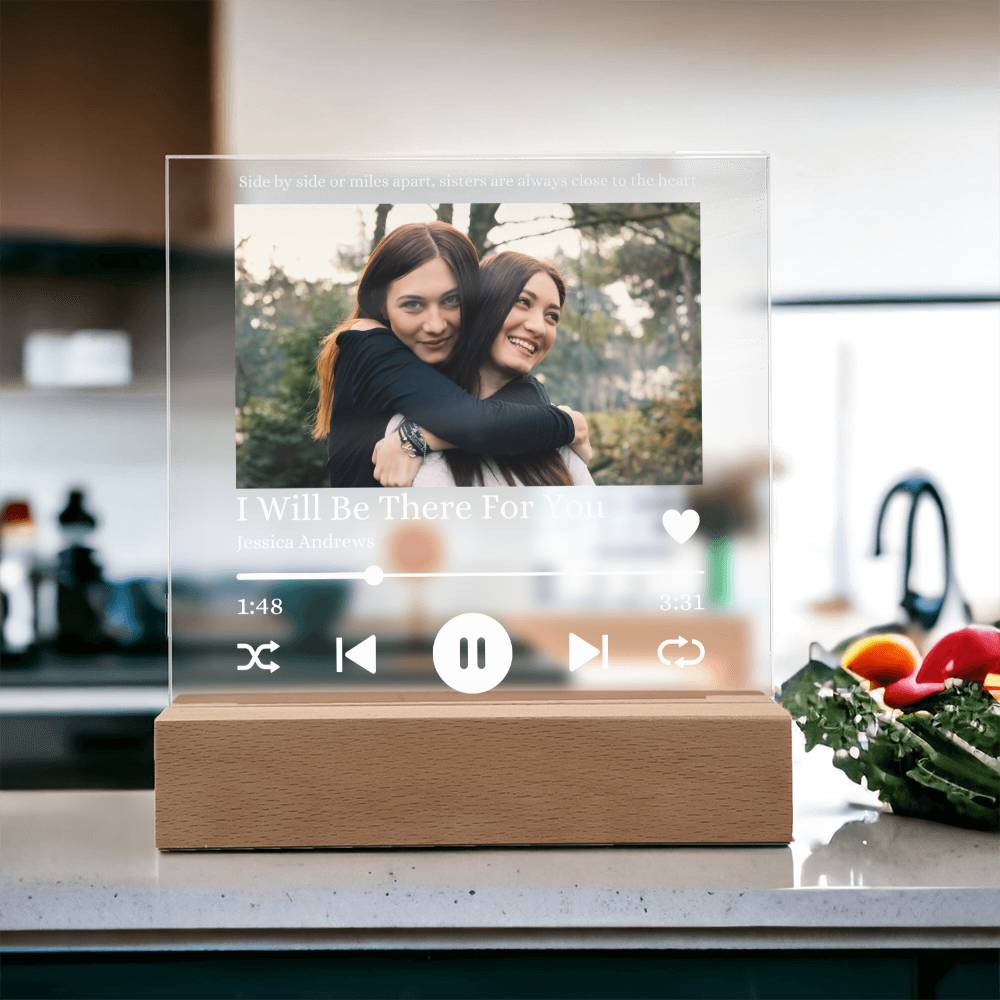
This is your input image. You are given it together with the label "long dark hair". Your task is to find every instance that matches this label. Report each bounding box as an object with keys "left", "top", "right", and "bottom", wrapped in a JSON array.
[
  {"left": 313, "top": 222, "right": 479, "bottom": 440},
  {"left": 444, "top": 252, "right": 573, "bottom": 487}
]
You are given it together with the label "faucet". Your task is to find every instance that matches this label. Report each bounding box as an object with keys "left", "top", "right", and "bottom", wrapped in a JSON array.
[{"left": 873, "top": 474, "right": 970, "bottom": 631}]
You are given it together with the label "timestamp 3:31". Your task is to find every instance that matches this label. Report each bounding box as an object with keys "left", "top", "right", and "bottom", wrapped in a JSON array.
[{"left": 659, "top": 594, "right": 704, "bottom": 612}]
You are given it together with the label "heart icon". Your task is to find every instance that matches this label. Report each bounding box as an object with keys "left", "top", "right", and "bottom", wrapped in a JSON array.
[{"left": 662, "top": 509, "right": 699, "bottom": 544}]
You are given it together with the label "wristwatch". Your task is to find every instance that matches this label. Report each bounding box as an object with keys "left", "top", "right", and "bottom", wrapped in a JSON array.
[{"left": 397, "top": 419, "right": 429, "bottom": 459}]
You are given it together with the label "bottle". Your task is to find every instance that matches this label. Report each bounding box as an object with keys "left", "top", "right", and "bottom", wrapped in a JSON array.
[
  {"left": 55, "top": 489, "right": 107, "bottom": 653},
  {"left": 0, "top": 500, "right": 39, "bottom": 662}
]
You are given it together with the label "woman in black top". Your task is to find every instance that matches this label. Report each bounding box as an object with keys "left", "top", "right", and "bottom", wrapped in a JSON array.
[
  {"left": 373, "top": 252, "right": 593, "bottom": 487},
  {"left": 313, "top": 222, "right": 589, "bottom": 487}
]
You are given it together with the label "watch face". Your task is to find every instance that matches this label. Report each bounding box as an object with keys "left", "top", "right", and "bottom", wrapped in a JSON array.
[{"left": 168, "top": 156, "right": 771, "bottom": 700}]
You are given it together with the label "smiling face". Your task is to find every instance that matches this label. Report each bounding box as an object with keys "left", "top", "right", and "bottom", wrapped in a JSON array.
[
  {"left": 484, "top": 271, "right": 561, "bottom": 381},
  {"left": 385, "top": 257, "right": 462, "bottom": 365}
]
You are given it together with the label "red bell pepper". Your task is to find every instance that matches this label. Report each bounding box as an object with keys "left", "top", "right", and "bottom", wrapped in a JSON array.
[{"left": 916, "top": 626, "right": 1000, "bottom": 686}]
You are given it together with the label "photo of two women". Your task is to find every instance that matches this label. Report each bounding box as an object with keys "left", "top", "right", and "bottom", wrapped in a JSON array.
[{"left": 235, "top": 201, "right": 703, "bottom": 489}]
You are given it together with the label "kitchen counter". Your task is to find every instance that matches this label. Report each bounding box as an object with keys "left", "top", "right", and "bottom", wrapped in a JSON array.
[{"left": 2, "top": 742, "right": 996, "bottom": 954}]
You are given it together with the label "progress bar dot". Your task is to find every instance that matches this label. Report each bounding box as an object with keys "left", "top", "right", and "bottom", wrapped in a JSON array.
[{"left": 363, "top": 565, "right": 385, "bottom": 587}]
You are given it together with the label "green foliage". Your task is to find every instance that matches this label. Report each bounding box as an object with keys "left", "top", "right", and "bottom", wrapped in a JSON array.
[
  {"left": 781, "top": 659, "right": 1000, "bottom": 831},
  {"left": 570, "top": 203, "right": 701, "bottom": 370},
  {"left": 585, "top": 374, "right": 702, "bottom": 486},
  {"left": 235, "top": 256, "right": 351, "bottom": 488},
  {"left": 528, "top": 205, "right": 701, "bottom": 416}
]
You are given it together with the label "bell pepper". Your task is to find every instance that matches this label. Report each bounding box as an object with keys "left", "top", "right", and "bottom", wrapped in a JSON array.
[
  {"left": 916, "top": 626, "right": 1000, "bottom": 686},
  {"left": 841, "top": 633, "right": 921, "bottom": 686},
  {"left": 881, "top": 674, "right": 947, "bottom": 708}
]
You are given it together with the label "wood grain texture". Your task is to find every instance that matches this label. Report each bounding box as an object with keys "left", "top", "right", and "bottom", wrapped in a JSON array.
[{"left": 155, "top": 691, "right": 792, "bottom": 849}]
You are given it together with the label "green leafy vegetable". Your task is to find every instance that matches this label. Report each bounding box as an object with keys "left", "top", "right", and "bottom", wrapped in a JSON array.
[{"left": 781, "top": 655, "right": 1000, "bottom": 832}]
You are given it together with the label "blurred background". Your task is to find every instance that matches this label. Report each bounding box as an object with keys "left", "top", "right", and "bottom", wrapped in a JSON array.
[{"left": 1, "top": 0, "right": 997, "bottom": 788}]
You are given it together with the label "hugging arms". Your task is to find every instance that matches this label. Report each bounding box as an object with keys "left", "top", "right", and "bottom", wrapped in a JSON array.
[{"left": 313, "top": 221, "right": 592, "bottom": 489}]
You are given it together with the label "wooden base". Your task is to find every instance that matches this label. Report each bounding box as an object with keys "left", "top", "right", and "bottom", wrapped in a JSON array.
[{"left": 154, "top": 690, "right": 792, "bottom": 849}]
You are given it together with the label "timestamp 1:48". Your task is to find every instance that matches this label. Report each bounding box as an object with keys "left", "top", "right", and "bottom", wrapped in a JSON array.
[
  {"left": 659, "top": 594, "right": 704, "bottom": 612},
  {"left": 238, "top": 598, "right": 283, "bottom": 615}
]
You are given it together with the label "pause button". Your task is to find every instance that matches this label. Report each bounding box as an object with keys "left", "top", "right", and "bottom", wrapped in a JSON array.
[
  {"left": 433, "top": 613, "right": 513, "bottom": 694},
  {"left": 460, "top": 636, "right": 487, "bottom": 670}
]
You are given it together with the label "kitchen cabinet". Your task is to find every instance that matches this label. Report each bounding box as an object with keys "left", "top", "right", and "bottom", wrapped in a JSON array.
[{"left": 0, "top": 1, "right": 216, "bottom": 245}]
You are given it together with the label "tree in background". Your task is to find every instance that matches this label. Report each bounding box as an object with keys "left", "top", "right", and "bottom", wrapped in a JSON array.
[
  {"left": 510, "top": 204, "right": 703, "bottom": 483},
  {"left": 582, "top": 202, "right": 701, "bottom": 371},
  {"left": 236, "top": 253, "right": 349, "bottom": 488}
]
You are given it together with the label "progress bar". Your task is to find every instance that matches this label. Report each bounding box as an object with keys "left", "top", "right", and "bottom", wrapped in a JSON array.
[{"left": 236, "top": 566, "right": 703, "bottom": 587}]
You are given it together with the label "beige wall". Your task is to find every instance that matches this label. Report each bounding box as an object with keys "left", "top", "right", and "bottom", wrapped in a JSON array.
[{"left": 218, "top": 0, "right": 999, "bottom": 298}]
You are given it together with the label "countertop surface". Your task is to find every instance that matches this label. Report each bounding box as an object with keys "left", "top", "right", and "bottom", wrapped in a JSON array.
[{"left": 1, "top": 743, "right": 997, "bottom": 951}]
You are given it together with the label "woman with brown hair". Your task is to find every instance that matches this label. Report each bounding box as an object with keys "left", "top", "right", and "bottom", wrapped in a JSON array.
[
  {"left": 373, "top": 252, "right": 594, "bottom": 487},
  {"left": 314, "top": 222, "right": 590, "bottom": 487}
]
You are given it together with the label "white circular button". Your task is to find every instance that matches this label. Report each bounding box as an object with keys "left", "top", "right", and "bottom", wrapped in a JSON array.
[{"left": 432, "top": 613, "right": 513, "bottom": 694}]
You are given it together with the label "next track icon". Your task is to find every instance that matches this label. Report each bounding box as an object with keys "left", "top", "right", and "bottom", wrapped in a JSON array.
[{"left": 568, "top": 632, "right": 609, "bottom": 672}]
